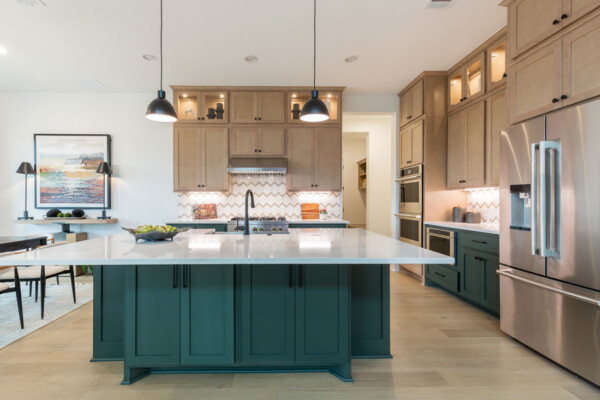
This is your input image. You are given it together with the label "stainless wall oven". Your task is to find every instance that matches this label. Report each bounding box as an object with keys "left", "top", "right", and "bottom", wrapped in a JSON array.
[
  {"left": 397, "top": 213, "right": 422, "bottom": 247},
  {"left": 398, "top": 165, "right": 422, "bottom": 215},
  {"left": 425, "top": 227, "right": 455, "bottom": 262}
]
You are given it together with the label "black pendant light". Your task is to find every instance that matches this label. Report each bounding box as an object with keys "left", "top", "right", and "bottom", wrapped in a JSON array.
[
  {"left": 300, "top": 0, "right": 329, "bottom": 123},
  {"left": 145, "top": 0, "right": 177, "bottom": 123}
]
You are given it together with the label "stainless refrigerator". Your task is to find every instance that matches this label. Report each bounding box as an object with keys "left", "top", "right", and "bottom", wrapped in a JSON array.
[{"left": 499, "top": 98, "right": 600, "bottom": 386}]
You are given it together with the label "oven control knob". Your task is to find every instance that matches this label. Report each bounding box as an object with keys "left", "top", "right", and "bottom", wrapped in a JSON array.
[
  {"left": 252, "top": 227, "right": 258, "bottom": 232},
  {"left": 278, "top": 227, "right": 283, "bottom": 231},
  {"left": 259, "top": 227, "right": 264, "bottom": 232},
  {"left": 271, "top": 226, "right": 277, "bottom": 231}
]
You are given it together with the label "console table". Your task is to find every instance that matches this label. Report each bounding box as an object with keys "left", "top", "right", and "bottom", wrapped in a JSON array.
[{"left": 12, "top": 219, "right": 118, "bottom": 241}]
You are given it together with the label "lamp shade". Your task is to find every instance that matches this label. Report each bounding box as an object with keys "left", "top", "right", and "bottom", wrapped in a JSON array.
[
  {"left": 96, "top": 161, "right": 112, "bottom": 175},
  {"left": 300, "top": 90, "right": 330, "bottom": 122},
  {"left": 16, "top": 162, "right": 35, "bottom": 175},
  {"left": 146, "top": 90, "right": 177, "bottom": 123}
]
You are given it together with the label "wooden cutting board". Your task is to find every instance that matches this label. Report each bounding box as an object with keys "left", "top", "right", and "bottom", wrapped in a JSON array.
[{"left": 301, "top": 203, "right": 320, "bottom": 220}]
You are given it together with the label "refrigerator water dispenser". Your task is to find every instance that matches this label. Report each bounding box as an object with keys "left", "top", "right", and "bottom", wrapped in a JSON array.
[{"left": 510, "top": 184, "right": 531, "bottom": 231}]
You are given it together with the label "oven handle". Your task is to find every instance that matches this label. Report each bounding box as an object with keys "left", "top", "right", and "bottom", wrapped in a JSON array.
[
  {"left": 395, "top": 213, "right": 421, "bottom": 219},
  {"left": 427, "top": 233, "right": 455, "bottom": 240},
  {"left": 395, "top": 176, "right": 422, "bottom": 183}
]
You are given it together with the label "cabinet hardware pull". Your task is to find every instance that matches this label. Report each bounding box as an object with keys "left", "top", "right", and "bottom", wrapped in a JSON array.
[
  {"left": 258, "top": 149, "right": 262, "bottom": 152},
  {"left": 407, "top": 116, "right": 412, "bottom": 119},
  {"left": 502, "top": 73, "right": 507, "bottom": 78},
  {"left": 434, "top": 272, "right": 446, "bottom": 278},
  {"left": 259, "top": 117, "right": 262, "bottom": 120},
  {"left": 552, "top": 98, "right": 560, "bottom": 103},
  {"left": 553, "top": 19, "right": 560, "bottom": 25},
  {"left": 299, "top": 265, "right": 304, "bottom": 288},
  {"left": 183, "top": 266, "right": 188, "bottom": 288},
  {"left": 472, "top": 240, "right": 488, "bottom": 244},
  {"left": 561, "top": 13, "right": 568, "bottom": 19},
  {"left": 289, "top": 265, "right": 294, "bottom": 288},
  {"left": 173, "top": 266, "right": 178, "bottom": 289},
  {"left": 561, "top": 95, "right": 568, "bottom": 100}
]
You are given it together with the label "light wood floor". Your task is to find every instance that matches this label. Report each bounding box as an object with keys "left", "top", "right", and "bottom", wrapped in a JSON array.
[{"left": 1, "top": 272, "right": 599, "bottom": 400}]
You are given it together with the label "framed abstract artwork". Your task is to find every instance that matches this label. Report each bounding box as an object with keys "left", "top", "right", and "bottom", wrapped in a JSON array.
[{"left": 34, "top": 134, "right": 111, "bottom": 209}]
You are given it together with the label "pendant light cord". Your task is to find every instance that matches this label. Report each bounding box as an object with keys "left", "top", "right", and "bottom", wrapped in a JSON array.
[
  {"left": 313, "top": 0, "right": 316, "bottom": 91},
  {"left": 160, "top": 0, "right": 164, "bottom": 91}
]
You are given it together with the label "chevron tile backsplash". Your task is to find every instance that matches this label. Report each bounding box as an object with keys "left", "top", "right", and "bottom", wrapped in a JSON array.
[
  {"left": 177, "top": 175, "right": 342, "bottom": 220},
  {"left": 467, "top": 188, "right": 499, "bottom": 224}
]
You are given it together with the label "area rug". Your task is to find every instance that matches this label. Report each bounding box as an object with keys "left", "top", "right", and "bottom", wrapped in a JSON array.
[{"left": 0, "top": 276, "right": 93, "bottom": 349}]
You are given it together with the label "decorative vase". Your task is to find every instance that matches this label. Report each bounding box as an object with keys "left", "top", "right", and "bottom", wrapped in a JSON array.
[
  {"left": 292, "top": 103, "right": 301, "bottom": 120},
  {"left": 207, "top": 108, "right": 217, "bottom": 119}
]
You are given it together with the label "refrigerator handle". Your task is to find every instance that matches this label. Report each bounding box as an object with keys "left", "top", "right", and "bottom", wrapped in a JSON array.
[
  {"left": 531, "top": 143, "right": 540, "bottom": 256},
  {"left": 540, "top": 140, "right": 561, "bottom": 259}
]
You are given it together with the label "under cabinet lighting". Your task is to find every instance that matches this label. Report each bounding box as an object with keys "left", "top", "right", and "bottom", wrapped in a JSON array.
[
  {"left": 492, "top": 53, "right": 497, "bottom": 58},
  {"left": 182, "top": 93, "right": 188, "bottom": 98},
  {"left": 220, "top": 94, "right": 225, "bottom": 98},
  {"left": 292, "top": 94, "right": 297, "bottom": 98}
]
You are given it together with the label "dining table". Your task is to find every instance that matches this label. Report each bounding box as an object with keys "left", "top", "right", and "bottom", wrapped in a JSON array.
[{"left": 0, "top": 236, "right": 47, "bottom": 254}]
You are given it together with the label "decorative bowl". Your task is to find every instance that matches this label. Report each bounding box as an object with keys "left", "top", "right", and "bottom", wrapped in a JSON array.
[
  {"left": 43, "top": 216, "right": 88, "bottom": 220},
  {"left": 122, "top": 227, "right": 190, "bottom": 242}
]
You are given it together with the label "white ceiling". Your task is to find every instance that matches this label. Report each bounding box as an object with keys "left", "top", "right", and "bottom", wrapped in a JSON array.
[{"left": 0, "top": 0, "right": 506, "bottom": 94}]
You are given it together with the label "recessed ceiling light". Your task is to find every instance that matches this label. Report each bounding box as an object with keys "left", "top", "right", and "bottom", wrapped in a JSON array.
[
  {"left": 0, "top": 46, "right": 7, "bottom": 55},
  {"left": 14, "top": 0, "right": 46, "bottom": 6},
  {"left": 244, "top": 55, "right": 259, "bottom": 63},
  {"left": 73, "top": 78, "right": 107, "bottom": 89},
  {"left": 142, "top": 54, "right": 157, "bottom": 61},
  {"left": 344, "top": 55, "right": 358, "bottom": 63}
]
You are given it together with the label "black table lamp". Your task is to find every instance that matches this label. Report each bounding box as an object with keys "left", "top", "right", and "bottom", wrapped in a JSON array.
[
  {"left": 96, "top": 161, "right": 112, "bottom": 220},
  {"left": 16, "top": 162, "right": 35, "bottom": 220}
]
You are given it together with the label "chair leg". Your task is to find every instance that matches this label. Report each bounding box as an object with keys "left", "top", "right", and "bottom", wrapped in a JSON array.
[
  {"left": 69, "top": 266, "right": 76, "bottom": 304},
  {"left": 56, "top": 276, "right": 59, "bottom": 285},
  {"left": 41, "top": 266, "right": 46, "bottom": 320},
  {"left": 15, "top": 281, "right": 24, "bottom": 330},
  {"left": 35, "top": 281, "right": 38, "bottom": 302},
  {"left": 29, "top": 281, "right": 32, "bottom": 297}
]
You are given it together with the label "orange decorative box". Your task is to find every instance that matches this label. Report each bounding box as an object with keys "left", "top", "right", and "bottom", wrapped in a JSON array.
[
  {"left": 193, "top": 204, "right": 217, "bottom": 220},
  {"left": 301, "top": 203, "right": 320, "bottom": 220}
]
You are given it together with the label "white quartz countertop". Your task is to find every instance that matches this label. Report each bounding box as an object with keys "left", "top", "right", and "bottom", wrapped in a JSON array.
[
  {"left": 288, "top": 219, "right": 349, "bottom": 224},
  {"left": 167, "top": 219, "right": 349, "bottom": 225},
  {"left": 425, "top": 221, "right": 500, "bottom": 235},
  {"left": 0, "top": 229, "right": 453, "bottom": 266},
  {"left": 167, "top": 220, "right": 229, "bottom": 224}
]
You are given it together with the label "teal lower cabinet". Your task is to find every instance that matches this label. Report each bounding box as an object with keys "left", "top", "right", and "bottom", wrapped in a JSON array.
[
  {"left": 425, "top": 228, "right": 500, "bottom": 316},
  {"left": 181, "top": 265, "right": 234, "bottom": 365},
  {"left": 92, "top": 265, "right": 125, "bottom": 361},
  {"left": 120, "top": 264, "right": 361, "bottom": 384},
  {"left": 237, "top": 265, "right": 295, "bottom": 365}
]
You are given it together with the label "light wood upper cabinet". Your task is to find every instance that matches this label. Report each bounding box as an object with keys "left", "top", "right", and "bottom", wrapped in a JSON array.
[
  {"left": 174, "top": 127, "right": 229, "bottom": 192},
  {"left": 448, "top": 52, "right": 485, "bottom": 111},
  {"left": 400, "top": 80, "right": 424, "bottom": 127},
  {"left": 287, "top": 128, "right": 341, "bottom": 191},
  {"left": 487, "top": 37, "right": 507, "bottom": 91},
  {"left": 230, "top": 91, "right": 284, "bottom": 123},
  {"left": 509, "top": 0, "right": 563, "bottom": 58},
  {"left": 173, "top": 91, "right": 228, "bottom": 123},
  {"left": 561, "top": 13, "right": 600, "bottom": 106},
  {"left": 486, "top": 90, "right": 507, "bottom": 186},
  {"left": 508, "top": 40, "right": 562, "bottom": 124},
  {"left": 447, "top": 102, "right": 485, "bottom": 189},
  {"left": 230, "top": 126, "right": 285, "bottom": 157},
  {"left": 399, "top": 120, "right": 423, "bottom": 168},
  {"left": 564, "top": 0, "right": 600, "bottom": 27}
]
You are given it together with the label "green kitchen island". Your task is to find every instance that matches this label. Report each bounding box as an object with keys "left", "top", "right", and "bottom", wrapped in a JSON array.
[{"left": 0, "top": 229, "right": 453, "bottom": 384}]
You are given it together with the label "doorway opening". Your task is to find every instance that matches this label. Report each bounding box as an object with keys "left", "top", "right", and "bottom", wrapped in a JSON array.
[{"left": 342, "top": 132, "right": 367, "bottom": 229}]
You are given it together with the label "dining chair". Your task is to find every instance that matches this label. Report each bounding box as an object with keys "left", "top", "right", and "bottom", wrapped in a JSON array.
[
  {"left": 0, "top": 266, "right": 24, "bottom": 329},
  {"left": 0, "top": 242, "right": 75, "bottom": 319}
]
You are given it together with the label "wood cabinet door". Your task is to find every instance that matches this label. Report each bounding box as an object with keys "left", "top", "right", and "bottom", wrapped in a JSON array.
[
  {"left": 411, "top": 80, "right": 424, "bottom": 121},
  {"left": 181, "top": 265, "right": 234, "bottom": 365},
  {"left": 563, "top": 0, "right": 600, "bottom": 27},
  {"left": 486, "top": 90, "right": 506, "bottom": 186},
  {"left": 508, "top": 40, "right": 562, "bottom": 124},
  {"left": 459, "top": 249, "right": 484, "bottom": 304},
  {"left": 203, "top": 127, "right": 229, "bottom": 191},
  {"left": 562, "top": 14, "right": 600, "bottom": 107},
  {"left": 399, "top": 90, "right": 412, "bottom": 127},
  {"left": 258, "top": 92, "right": 285, "bottom": 123},
  {"left": 174, "top": 127, "right": 202, "bottom": 191},
  {"left": 481, "top": 255, "right": 500, "bottom": 314},
  {"left": 447, "top": 111, "right": 466, "bottom": 189},
  {"left": 259, "top": 126, "right": 285, "bottom": 156},
  {"left": 238, "top": 265, "right": 295, "bottom": 365},
  {"left": 399, "top": 127, "right": 412, "bottom": 167},
  {"left": 465, "top": 101, "right": 485, "bottom": 187},
  {"left": 410, "top": 119, "right": 424, "bottom": 166},
  {"left": 124, "top": 265, "right": 181, "bottom": 367},
  {"left": 230, "top": 91, "right": 257, "bottom": 123},
  {"left": 230, "top": 127, "right": 258, "bottom": 156},
  {"left": 295, "top": 265, "right": 349, "bottom": 365},
  {"left": 509, "top": 0, "right": 563, "bottom": 58},
  {"left": 287, "top": 128, "right": 315, "bottom": 190},
  {"left": 315, "top": 128, "right": 342, "bottom": 191}
]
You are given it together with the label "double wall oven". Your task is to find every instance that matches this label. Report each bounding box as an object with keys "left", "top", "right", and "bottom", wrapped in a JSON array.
[{"left": 396, "top": 165, "right": 423, "bottom": 247}]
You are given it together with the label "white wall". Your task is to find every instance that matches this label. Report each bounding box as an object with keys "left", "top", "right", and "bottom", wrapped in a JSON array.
[
  {"left": 341, "top": 134, "right": 367, "bottom": 226},
  {"left": 0, "top": 92, "right": 177, "bottom": 237}
]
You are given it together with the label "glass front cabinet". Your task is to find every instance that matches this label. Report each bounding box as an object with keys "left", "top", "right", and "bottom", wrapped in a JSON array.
[
  {"left": 173, "top": 90, "right": 229, "bottom": 124},
  {"left": 448, "top": 52, "right": 485, "bottom": 111},
  {"left": 287, "top": 91, "right": 342, "bottom": 124},
  {"left": 486, "top": 37, "right": 507, "bottom": 92}
]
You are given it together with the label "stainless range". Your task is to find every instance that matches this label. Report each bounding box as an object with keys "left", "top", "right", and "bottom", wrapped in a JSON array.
[{"left": 227, "top": 217, "right": 289, "bottom": 234}]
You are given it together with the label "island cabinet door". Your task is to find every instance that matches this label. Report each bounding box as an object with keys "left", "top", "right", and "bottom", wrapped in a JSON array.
[
  {"left": 295, "top": 265, "right": 350, "bottom": 365},
  {"left": 238, "top": 265, "right": 295, "bottom": 365},
  {"left": 124, "top": 265, "right": 181, "bottom": 367},
  {"left": 180, "top": 265, "right": 234, "bottom": 365}
]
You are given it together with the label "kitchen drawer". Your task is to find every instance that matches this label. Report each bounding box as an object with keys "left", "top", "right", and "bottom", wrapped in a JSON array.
[
  {"left": 426, "top": 264, "right": 459, "bottom": 293},
  {"left": 459, "top": 232, "right": 499, "bottom": 255}
]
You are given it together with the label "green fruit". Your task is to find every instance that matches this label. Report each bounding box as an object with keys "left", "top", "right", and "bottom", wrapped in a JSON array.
[
  {"left": 63, "top": 213, "right": 72, "bottom": 218},
  {"left": 57, "top": 213, "right": 64, "bottom": 218}
]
